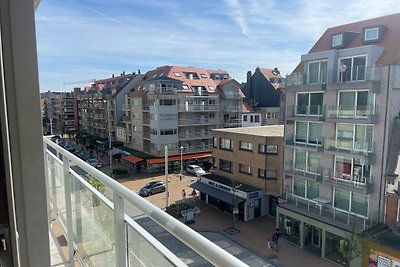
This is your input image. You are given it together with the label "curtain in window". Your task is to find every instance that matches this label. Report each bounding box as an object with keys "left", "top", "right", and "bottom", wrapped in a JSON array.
[
  {"left": 334, "top": 189, "right": 350, "bottom": 211},
  {"left": 309, "top": 123, "right": 322, "bottom": 144},
  {"left": 295, "top": 122, "right": 307, "bottom": 143},
  {"left": 351, "top": 192, "right": 368, "bottom": 216},
  {"left": 335, "top": 156, "right": 352, "bottom": 179}
]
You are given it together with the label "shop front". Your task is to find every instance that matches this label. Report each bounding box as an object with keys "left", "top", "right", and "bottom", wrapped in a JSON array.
[{"left": 189, "top": 174, "right": 262, "bottom": 222}]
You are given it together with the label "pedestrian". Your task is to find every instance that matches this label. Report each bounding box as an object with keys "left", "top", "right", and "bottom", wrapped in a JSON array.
[
  {"left": 191, "top": 188, "right": 197, "bottom": 197},
  {"left": 272, "top": 228, "right": 280, "bottom": 252},
  {"left": 182, "top": 189, "right": 186, "bottom": 199}
]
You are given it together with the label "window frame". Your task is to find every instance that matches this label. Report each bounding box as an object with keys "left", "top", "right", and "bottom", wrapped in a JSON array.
[
  {"left": 364, "top": 27, "right": 379, "bottom": 41},
  {"left": 220, "top": 138, "right": 233, "bottom": 150},
  {"left": 219, "top": 159, "right": 233, "bottom": 173},
  {"left": 239, "top": 164, "right": 252, "bottom": 175},
  {"left": 240, "top": 141, "right": 253, "bottom": 151},
  {"left": 332, "top": 33, "right": 343, "bottom": 47}
]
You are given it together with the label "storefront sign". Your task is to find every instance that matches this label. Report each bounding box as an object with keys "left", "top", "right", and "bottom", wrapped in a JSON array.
[
  {"left": 377, "top": 256, "right": 391, "bottom": 267},
  {"left": 248, "top": 191, "right": 259, "bottom": 199},
  {"left": 208, "top": 180, "right": 231, "bottom": 193}
]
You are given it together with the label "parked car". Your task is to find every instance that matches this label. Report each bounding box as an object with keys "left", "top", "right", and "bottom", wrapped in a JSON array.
[
  {"left": 86, "top": 158, "right": 102, "bottom": 168},
  {"left": 139, "top": 181, "right": 165, "bottom": 197},
  {"left": 186, "top": 165, "right": 206, "bottom": 176},
  {"left": 50, "top": 135, "right": 62, "bottom": 142}
]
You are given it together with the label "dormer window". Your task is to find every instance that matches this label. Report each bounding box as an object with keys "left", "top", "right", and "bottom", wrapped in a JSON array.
[
  {"left": 364, "top": 27, "right": 379, "bottom": 41},
  {"left": 332, "top": 34, "right": 343, "bottom": 47}
]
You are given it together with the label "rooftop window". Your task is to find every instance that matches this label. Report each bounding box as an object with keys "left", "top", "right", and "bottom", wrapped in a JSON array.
[
  {"left": 184, "top": 72, "right": 200, "bottom": 79},
  {"left": 332, "top": 33, "right": 343, "bottom": 47},
  {"left": 200, "top": 73, "right": 207, "bottom": 78},
  {"left": 173, "top": 72, "right": 181, "bottom": 77},
  {"left": 364, "top": 27, "right": 379, "bottom": 41}
]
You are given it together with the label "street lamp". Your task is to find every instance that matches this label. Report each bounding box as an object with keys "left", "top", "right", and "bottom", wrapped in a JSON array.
[{"left": 180, "top": 146, "right": 184, "bottom": 178}]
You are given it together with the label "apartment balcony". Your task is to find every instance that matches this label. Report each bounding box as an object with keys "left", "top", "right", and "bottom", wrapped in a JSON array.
[
  {"left": 279, "top": 193, "right": 378, "bottom": 232},
  {"left": 324, "top": 138, "right": 375, "bottom": 164},
  {"left": 44, "top": 137, "right": 247, "bottom": 267},
  {"left": 143, "top": 118, "right": 150, "bottom": 125},
  {"left": 223, "top": 106, "right": 241, "bottom": 112},
  {"left": 178, "top": 131, "right": 212, "bottom": 140},
  {"left": 284, "top": 161, "right": 324, "bottom": 182},
  {"left": 285, "top": 105, "right": 325, "bottom": 122},
  {"left": 285, "top": 66, "right": 382, "bottom": 93},
  {"left": 179, "top": 118, "right": 219, "bottom": 126},
  {"left": 143, "top": 105, "right": 149, "bottom": 111},
  {"left": 223, "top": 118, "right": 241, "bottom": 127},
  {"left": 143, "top": 132, "right": 150, "bottom": 140},
  {"left": 178, "top": 104, "right": 219, "bottom": 112},
  {"left": 285, "top": 135, "right": 324, "bottom": 152},
  {"left": 122, "top": 103, "right": 131, "bottom": 111},
  {"left": 322, "top": 171, "right": 372, "bottom": 194},
  {"left": 325, "top": 105, "right": 378, "bottom": 123}
]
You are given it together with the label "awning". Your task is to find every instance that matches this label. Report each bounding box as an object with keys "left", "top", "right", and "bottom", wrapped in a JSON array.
[
  {"left": 146, "top": 152, "right": 212, "bottom": 165},
  {"left": 189, "top": 182, "right": 245, "bottom": 204},
  {"left": 122, "top": 155, "right": 144, "bottom": 164}
]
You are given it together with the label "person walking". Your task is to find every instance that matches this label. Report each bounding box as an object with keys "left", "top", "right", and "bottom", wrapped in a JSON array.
[
  {"left": 272, "top": 228, "right": 280, "bottom": 252},
  {"left": 182, "top": 189, "right": 186, "bottom": 199}
]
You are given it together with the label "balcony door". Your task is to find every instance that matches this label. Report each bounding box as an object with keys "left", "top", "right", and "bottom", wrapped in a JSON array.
[
  {"left": 338, "top": 90, "right": 375, "bottom": 118},
  {"left": 339, "top": 55, "right": 367, "bottom": 82}
]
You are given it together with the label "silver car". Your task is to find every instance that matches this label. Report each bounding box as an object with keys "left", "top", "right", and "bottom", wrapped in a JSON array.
[{"left": 139, "top": 181, "right": 165, "bottom": 197}]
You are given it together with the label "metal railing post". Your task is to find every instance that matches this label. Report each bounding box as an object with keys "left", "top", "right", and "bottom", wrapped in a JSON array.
[
  {"left": 62, "top": 156, "right": 75, "bottom": 266},
  {"left": 114, "top": 192, "right": 126, "bottom": 267}
]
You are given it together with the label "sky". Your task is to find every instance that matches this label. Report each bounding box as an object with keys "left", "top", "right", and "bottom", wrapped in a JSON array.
[{"left": 35, "top": 0, "right": 400, "bottom": 92}]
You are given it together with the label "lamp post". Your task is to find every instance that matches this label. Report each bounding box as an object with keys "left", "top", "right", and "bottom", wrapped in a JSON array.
[{"left": 180, "top": 146, "right": 184, "bottom": 178}]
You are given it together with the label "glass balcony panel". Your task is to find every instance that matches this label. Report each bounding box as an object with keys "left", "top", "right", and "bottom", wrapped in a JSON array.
[
  {"left": 127, "top": 223, "right": 175, "bottom": 267},
  {"left": 48, "top": 155, "right": 67, "bottom": 225},
  {"left": 72, "top": 177, "right": 115, "bottom": 267}
]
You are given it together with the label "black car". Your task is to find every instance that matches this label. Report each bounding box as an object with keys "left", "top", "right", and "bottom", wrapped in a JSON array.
[{"left": 139, "top": 181, "right": 165, "bottom": 197}]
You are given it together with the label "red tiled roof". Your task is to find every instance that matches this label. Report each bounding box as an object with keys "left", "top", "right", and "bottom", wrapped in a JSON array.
[
  {"left": 258, "top": 68, "right": 286, "bottom": 90},
  {"left": 293, "top": 13, "right": 400, "bottom": 72},
  {"left": 122, "top": 155, "right": 144, "bottom": 164},
  {"left": 146, "top": 152, "right": 212, "bottom": 165}
]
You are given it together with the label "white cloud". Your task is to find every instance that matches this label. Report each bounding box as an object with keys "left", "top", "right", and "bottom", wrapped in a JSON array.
[{"left": 223, "top": 0, "right": 250, "bottom": 36}]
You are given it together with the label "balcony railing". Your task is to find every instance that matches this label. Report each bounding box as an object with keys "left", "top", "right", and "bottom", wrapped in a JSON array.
[
  {"left": 179, "top": 118, "right": 219, "bottom": 125},
  {"left": 326, "top": 105, "right": 377, "bottom": 122},
  {"left": 143, "top": 132, "right": 150, "bottom": 139},
  {"left": 223, "top": 106, "right": 240, "bottom": 112},
  {"left": 322, "top": 171, "right": 371, "bottom": 193},
  {"left": 280, "top": 192, "right": 378, "bottom": 232},
  {"left": 285, "top": 135, "right": 324, "bottom": 150},
  {"left": 286, "top": 66, "right": 382, "bottom": 87},
  {"left": 178, "top": 131, "right": 212, "bottom": 140},
  {"left": 325, "top": 138, "right": 374, "bottom": 155},
  {"left": 44, "top": 137, "right": 248, "bottom": 267},
  {"left": 178, "top": 104, "right": 219, "bottom": 112},
  {"left": 286, "top": 105, "right": 325, "bottom": 119},
  {"left": 284, "top": 161, "right": 324, "bottom": 182}
]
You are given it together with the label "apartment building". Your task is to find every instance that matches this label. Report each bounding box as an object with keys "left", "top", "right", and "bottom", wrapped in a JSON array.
[
  {"left": 41, "top": 91, "right": 77, "bottom": 136},
  {"left": 242, "top": 67, "right": 285, "bottom": 126},
  {"left": 122, "top": 65, "right": 244, "bottom": 159},
  {"left": 279, "top": 13, "right": 400, "bottom": 264},
  {"left": 191, "top": 125, "right": 284, "bottom": 221},
  {"left": 77, "top": 72, "right": 141, "bottom": 145}
]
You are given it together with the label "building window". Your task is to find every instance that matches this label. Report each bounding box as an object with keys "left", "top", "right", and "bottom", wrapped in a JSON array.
[
  {"left": 339, "top": 55, "right": 367, "bottom": 82},
  {"left": 220, "top": 159, "right": 232, "bottom": 172},
  {"left": 259, "top": 144, "right": 278, "bottom": 154},
  {"left": 255, "top": 115, "right": 260, "bottom": 123},
  {"left": 250, "top": 116, "right": 254, "bottom": 123},
  {"left": 200, "top": 73, "right": 207, "bottom": 78},
  {"left": 220, "top": 138, "right": 233, "bottom": 150},
  {"left": 293, "top": 179, "right": 319, "bottom": 199},
  {"left": 334, "top": 155, "right": 370, "bottom": 184},
  {"left": 296, "top": 92, "right": 323, "bottom": 116},
  {"left": 239, "top": 164, "right": 252, "bottom": 175},
  {"left": 337, "top": 90, "right": 375, "bottom": 118},
  {"left": 258, "top": 169, "right": 277, "bottom": 180},
  {"left": 295, "top": 121, "right": 322, "bottom": 145},
  {"left": 364, "top": 27, "right": 379, "bottom": 41},
  {"left": 240, "top": 141, "right": 253, "bottom": 151},
  {"left": 173, "top": 72, "right": 181, "bottom": 77},
  {"left": 266, "top": 112, "right": 277, "bottom": 119},
  {"left": 159, "top": 99, "right": 176, "bottom": 106},
  {"left": 160, "top": 129, "right": 177, "bottom": 135},
  {"left": 336, "top": 123, "right": 373, "bottom": 152},
  {"left": 308, "top": 60, "right": 327, "bottom": 84},
  {"left": 332, "top": 33, "right": 343, "bottom": 47},
  {"left": 334, "top": 189, "right": 368, "bottom": 217},
  {"left": 213, "top": 137, "right": 218, "bottom": 148},
  {"left": 208, "top": 99, "right": 216, "bottom": 105},
  {"left": 243, "top": 115, "right": 248, "bottom": 122},
  {"left": 294, "top": 150, "right": 320, "bottom": 174}
]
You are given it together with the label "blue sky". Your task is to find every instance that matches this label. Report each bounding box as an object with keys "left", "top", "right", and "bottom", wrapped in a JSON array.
[{"left": 35, "top": 0, "right": 400, "bottom": 92}]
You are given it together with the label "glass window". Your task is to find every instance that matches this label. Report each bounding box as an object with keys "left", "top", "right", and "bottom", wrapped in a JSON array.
[
  {"left": 239, "top": 164, "right": 251, "bottom": 174},
  {"left": 220, "top": 138, "right": 232, "bottom": 150},
  {"left": 220, "top": 159, "right": 232, "bottom": 172},
  {"left": 255, "top": 115, "right": 260, "bottom": 123},
  {"left": 308, "top": 60, "right": 327, "bottom": 84},
  {"left": 243, "top": 115, "right": 247, "bottom": 122},
  {"left": 213, "top": 137, "right": 218, "bottom": 148},
  {"left": 334, "top": 189, "right": 350, "bottom": 211},
  {"left": 332, "top": 34, "right": 343, "bottom": 47},
  {"left": 294, "top": 150, "right": 320, "bottom": 174},
  {"left": 307, "top": 181, "right": 319, "bottom": 199},
  {"left": 293, "top": 179, "right": 306, "bottom": 198},
  {"left": 296, "top": 92, "right": 323, "bottom": 116},
  {"left": 259, "top": 144, "right": 278, "bottom": 154},
  {"left": 339, "top": 55, "right": 367, "bottom": 82},
  {"left": 295, "top": 121, "right": 322, "bottom": 145},
  {"left": 240, "top": 141, "right": 253, "bottom": 151},
  {"left": 351, "top": 192, "right": 368, "bottom": 216},
  {"left": 364, "top": 27, "right": 379, "bottom": 41},
  {"left": 336, "top": 123, "right": 373, "bottom": 152}
]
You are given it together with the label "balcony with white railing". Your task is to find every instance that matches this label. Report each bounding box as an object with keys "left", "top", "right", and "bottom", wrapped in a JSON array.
[
  {"left": 179, "top": 118, "right": 219, "bottom": 126},
  {"left": 326, "top": 105, "right": 378, "bottom": 123},
  {"left": 44, "top": 137, "right": 248, "bottom": 267},
  {"left": 286, "top": 105, "right": 325, "bottom": 121},
  {"left": 285, "top": 134, "right": 324, "bottom": 151},
  {"left": 322, "top": 170, "right": 372, "bottom": 194},
  {"left": 178, "top": 131, "right": 212, "bottom": 140},
  {"left": 325, "top": 138, "right": 375, "bottom": 164},
  {"left": 284, "top": 161, "right": 324, "bottom": 182},
  {"left": 178, "top": 104, "right": 219, "bottom": 112}
]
